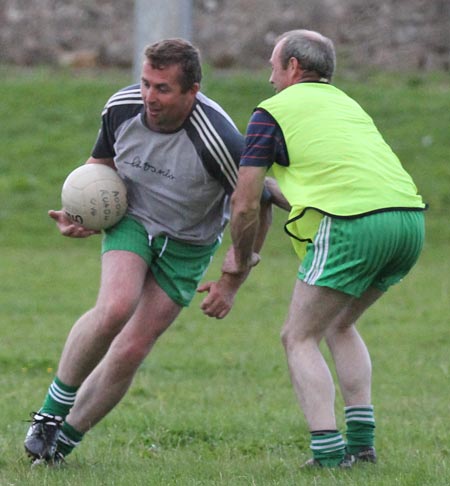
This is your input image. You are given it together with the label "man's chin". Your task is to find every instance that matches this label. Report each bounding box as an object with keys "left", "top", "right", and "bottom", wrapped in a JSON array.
[{"left": 145, "top": 113, "right": 163, "bottom": 130}]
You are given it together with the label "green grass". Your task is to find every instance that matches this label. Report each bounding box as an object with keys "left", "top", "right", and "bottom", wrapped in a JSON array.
[{"left": 0, "top": 66, "right": 449, "bottom": 485}]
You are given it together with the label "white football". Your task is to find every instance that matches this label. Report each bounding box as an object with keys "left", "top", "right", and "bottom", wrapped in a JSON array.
[{"left": 61, "top": 164, "right": 127, "bottom": 230}]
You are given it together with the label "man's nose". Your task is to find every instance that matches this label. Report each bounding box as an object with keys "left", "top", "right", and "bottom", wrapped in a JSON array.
[{"left": 145, "top": 87, "right": 156, "bottom": 102}]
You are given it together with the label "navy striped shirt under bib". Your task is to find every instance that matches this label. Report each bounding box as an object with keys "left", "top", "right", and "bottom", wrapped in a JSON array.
[{"left": 92, "top": 85, "right": 244, "bottom": 245}]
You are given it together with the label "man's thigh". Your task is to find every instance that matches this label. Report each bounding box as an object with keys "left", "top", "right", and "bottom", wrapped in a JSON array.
[
  {"left": 97, "top": 250, "right": 148, "bottom": 309},
  {"left": 283, "top": 279, "right": 355, "bottom": 340}
]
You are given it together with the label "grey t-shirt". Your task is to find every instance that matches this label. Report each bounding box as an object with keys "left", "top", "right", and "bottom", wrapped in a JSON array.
[{"left": 92, "top": 85, "right": 244, "bottom": 245}]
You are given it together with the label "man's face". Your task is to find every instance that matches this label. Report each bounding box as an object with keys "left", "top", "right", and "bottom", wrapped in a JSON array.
[
  {"left": 269, "top": 40, "right": 291, "bottom": 93},
  {"left": 140, "top": 61, "right": 198, "bottom": 132}
]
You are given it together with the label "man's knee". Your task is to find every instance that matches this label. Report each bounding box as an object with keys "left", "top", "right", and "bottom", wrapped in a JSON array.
[
  {"left": 92, "top": 299, "right": 137, "bottom": 338},
  {"left": 280, "top": 323, "right": 290, "bottom": 350},
  {"left": 111, "top": 332, "right": 158, "bottom": 370},
  {"left": 280, "top": 320, "right": 305, "bottom": 352}
]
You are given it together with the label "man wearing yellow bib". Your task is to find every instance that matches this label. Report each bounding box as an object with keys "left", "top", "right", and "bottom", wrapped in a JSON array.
[{"left": 203, "top": 29, "right": 426, "bottom": 468}]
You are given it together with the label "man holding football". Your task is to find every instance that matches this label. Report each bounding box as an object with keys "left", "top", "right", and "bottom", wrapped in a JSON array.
[
  {"left": 202, "top": 29, "right": 426, "bottom": 468},
  {"left": 24, "top": 38, "right": 276, "bottom": 464}
]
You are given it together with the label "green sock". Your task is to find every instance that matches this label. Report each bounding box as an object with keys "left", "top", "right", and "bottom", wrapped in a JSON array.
[
  {"left": 345, "top": 405, "right": 375, "bottom": 454},
  {"left": 40, "top": 376, "right": 78, "bottom": 418},
  {"left": 57, "top": 421, "right": 84, "bottom": 457},
  {"left": 310, "top": 431, "right": 346, "bottom": 467}
]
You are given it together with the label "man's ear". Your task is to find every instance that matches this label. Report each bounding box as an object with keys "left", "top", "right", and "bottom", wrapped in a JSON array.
[
  {"left": 288, "top": 56, "right": 299, "bottom": 71},
  {"left": 288, "top": 57, "right": 303, "bottom": 82},
  {"left": 191, "top": 82, "right": 200, "bottom": 95}
]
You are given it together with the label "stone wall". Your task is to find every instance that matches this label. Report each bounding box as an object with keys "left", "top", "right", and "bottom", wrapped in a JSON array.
[{"left": 1, "top": 0, "right": 449, "bottom": 71}]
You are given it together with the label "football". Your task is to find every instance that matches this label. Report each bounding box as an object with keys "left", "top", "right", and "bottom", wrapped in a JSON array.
[{"left": 61, "top": 164, "right": 127, "bottom": 230}]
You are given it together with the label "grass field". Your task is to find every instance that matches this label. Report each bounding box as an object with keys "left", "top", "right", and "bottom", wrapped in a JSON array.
[{"left": 0, "top": 66, "right": 449, "bottom": 485}]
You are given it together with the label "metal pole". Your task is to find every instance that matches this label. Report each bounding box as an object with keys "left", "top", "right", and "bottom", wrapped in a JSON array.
[{"left": 133, "top": 0, "right": 193, "bottom": 82}]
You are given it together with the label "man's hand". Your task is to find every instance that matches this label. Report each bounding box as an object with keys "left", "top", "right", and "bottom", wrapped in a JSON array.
[
  {"left": 49, "top": 210, "right": 100, "bottom": 238},
  {"left": 198, "top": 247, "right": 261, "bottom": 319},
  {"left": 264, "top": 176, "right": 291, "bottom": 211},
  {"left": 220, "top": 245, "right": 260, "bottom": 275},
  {"left": 198, "top": 272, "right": 248, "bottom": 319}
]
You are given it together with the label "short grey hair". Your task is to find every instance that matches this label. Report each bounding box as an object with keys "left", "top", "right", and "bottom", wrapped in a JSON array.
[{"left": 277, "top": 30, "right": 336, "bottom": 81}]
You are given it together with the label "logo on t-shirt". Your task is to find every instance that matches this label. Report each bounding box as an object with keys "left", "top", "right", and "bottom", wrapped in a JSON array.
[{"left": 123, "top": 156, "right": 175, "bottom": 180}]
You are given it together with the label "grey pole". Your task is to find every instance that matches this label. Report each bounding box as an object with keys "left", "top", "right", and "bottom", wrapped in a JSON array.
[{"left": 133, "top": 0, "right": 193, "bottom": 82}]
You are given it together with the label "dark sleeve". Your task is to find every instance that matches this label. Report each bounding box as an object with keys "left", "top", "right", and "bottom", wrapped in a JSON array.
[
  {"left": 91, "top": 114, "right": 116, "bottom": 159},
  {"left": 91, "top": 85, "right": 143, "bottom": 159},
  {"left": 184, "top": 100, "right": 245, "bottom": 195},
  {"left": 240, "top": 109, "right": 289, "bottom": 168}
]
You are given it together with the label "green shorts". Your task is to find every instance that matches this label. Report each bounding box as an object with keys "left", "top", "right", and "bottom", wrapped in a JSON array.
[
  {"left": 102, "top": 216, "right": 220, "bottom": 307},
  {"left": 298, "top": 210, "right": 425, "bottom": 297}
]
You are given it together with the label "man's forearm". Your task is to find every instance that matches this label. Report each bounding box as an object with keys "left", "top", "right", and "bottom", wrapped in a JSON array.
[
  {"left": 253, "top": 197, "right": 272, "bottom": 253},
  {"left": 230, "top": 206, "right": 260, "bottom": 270}
]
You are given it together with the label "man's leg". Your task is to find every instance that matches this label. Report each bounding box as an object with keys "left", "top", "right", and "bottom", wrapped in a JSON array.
[
  {"left": 56, "top": 272, "right": 182, "bottom": 457},
  {"left": 281, "top": 279, "right": 355, "bottom": 466},
  {"left": 325, "top": 286, "right": 382, "bottom": 406},
  {"left": 25, "top": 250, "right": 148, "bottom": 461},
  {"left": 281, "top": 279, "right": 357, "bottom": 429},
  {"left": 57, "top": 250, "right": 149, "bottom": 386},
  {"left": 54, "top": 233, "right": 217, "bottom": 459},
  {"left": 325, "top": 286, "right": 383, "bottom": 462}
]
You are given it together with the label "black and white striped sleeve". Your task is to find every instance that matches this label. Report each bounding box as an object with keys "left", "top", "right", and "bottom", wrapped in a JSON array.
[
  {"left": 91, "top": 85, "right": 143, "bottom": 159},
  {"left": 185, "top": 97, "right": 244, "bottom": 195}
]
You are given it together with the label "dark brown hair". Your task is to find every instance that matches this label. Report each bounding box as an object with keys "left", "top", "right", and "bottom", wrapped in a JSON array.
[{"left": 144, "top": 38, "right": 202, "bottom": 92}]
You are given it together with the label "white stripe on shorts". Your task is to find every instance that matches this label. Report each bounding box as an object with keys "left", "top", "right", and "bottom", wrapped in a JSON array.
[
  {"left": 158, "top": 236, "right": 169, "bottom": 258},
  {"left": 304, "top": 216, "right": 332, "bottom": 285}
]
